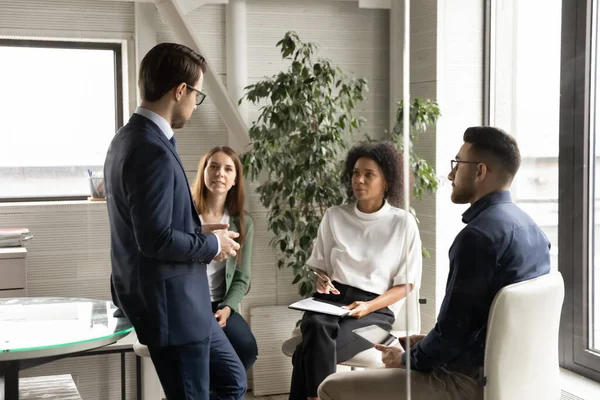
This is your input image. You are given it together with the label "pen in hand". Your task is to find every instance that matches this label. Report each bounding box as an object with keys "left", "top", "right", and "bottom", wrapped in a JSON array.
[{"left": 311, "top": 270, "right": 340, "bottom": 294}]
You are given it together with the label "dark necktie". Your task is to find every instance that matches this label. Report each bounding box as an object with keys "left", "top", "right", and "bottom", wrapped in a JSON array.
[{"left": 169, "top": 135, "right": 177, "bottom": 150}]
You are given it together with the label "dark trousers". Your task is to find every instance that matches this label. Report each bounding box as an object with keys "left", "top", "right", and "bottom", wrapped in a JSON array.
[
  {"left": 211, "top": 301, "right": 259, "bottom": 371},
  {"left": 148, "top": 317, "right": 247, "bottom": 400},
  {"left": 289, "top": 282, "right": 395, "bottom": 399}
]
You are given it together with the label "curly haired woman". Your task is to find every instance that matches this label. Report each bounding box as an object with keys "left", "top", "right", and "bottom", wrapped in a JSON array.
[{"left": 289, "top": 141, "right": 423, "bottom": 400}]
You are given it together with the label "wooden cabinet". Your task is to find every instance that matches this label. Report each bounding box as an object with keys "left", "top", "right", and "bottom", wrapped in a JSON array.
[{"left": 0, "top": 247, "right": 27, "bottom": 298}]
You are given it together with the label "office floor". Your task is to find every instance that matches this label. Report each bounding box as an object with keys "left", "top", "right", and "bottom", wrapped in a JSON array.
[
  {"left": 245, "top": 392, "right": 287, "bottom": 400},
  {"left": 242, "top": 369, "right": 600, "bottom": 400},
  {"left": 246, "top": 391, "right": 587, "bottom": 400},
  {"left": 247, "top": 391, "right": 587, "bottom": 400}
]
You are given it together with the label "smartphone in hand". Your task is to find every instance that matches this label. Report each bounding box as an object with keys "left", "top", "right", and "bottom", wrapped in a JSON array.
[{"left": 352, "top": 325, "right": 403, "bottom": 349}]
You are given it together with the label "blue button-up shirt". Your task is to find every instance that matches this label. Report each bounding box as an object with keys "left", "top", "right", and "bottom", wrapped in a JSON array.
[{"left": 404, "top": 191, "right": 551, "bottom": 375}]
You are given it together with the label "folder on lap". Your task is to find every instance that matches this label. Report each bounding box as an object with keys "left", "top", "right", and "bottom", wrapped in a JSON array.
[{"left": 288, "top": 297, "right": 350, "bottom": 317}]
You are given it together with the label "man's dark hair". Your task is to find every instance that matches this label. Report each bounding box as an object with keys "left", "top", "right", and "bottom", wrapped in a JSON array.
[
  {"left": 463, "top": 126, "right": 521, "bottom": 179},
  {"left": 342, "top": 141, "right": 410, "bottom": 207},
  {"left": 138, "top": 43, "right": 207, "bottom": 102}
]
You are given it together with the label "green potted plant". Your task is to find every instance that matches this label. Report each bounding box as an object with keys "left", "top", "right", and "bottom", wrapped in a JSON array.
[
  {"left": 241, "top": 31, "right": 367, "bottom": 297},
  {"left": 379, "top": 97, "right": 441, "bottom": 257},
  {"left": 241, "top": 31, "right": 441, "bottom": 297}
]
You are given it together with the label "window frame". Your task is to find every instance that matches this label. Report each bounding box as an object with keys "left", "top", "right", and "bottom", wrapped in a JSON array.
[
  {"left": 485, "top": 0, "right": 600, "bottom": 382},
  {"left": 0, "top": 38, "right": 124, "bottom": 203},
  {"left": 558, "top": 0, "right": 600, "bottom": 381}
]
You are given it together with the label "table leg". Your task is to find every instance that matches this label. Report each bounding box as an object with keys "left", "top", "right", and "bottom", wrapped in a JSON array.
[
  {"left": 121, "top": 352, "right": 126, "bottom": 400},
  {"left": 140, "top": 356, "right": 161, "bottom": 400},
  {"left": 1, "top": 361, "right": 20, "bottom": 400},
  {"left": 136, "top": 355, "right": 141, "bottom": 400}
]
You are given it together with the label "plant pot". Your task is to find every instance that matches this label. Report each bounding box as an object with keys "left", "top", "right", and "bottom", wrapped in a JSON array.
[{"left": 292, "top": 326, "right": 301, "bottom": 337}]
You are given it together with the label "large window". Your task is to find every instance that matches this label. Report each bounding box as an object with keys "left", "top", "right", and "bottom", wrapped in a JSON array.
[
  {"left": 589, "top": 0, "right": 600, "bottom": 356},
  {"left": 559, "top": 0, "right": 600, "bottom": 382},
  {"left": 490, "top": 0, "right": 562, "bottom": 269},
  {"left": 491, "top": 0, "right": 600, "bottom": 382},
  {"left": 0, "top": 40, "right": 123, "bottom": 201}
]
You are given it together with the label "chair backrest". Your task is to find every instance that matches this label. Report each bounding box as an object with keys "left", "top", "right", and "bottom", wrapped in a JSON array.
[
  {"left": 390, "top": 263, "right": 423, "bottom": 336},
  {"left": 484, "top": 272, "right": 564, "bottom": 400}
]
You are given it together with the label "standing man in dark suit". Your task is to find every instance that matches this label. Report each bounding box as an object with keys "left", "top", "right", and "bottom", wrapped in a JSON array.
[{"left": 104, "top": 43, "right": 246, "bottom": 400}]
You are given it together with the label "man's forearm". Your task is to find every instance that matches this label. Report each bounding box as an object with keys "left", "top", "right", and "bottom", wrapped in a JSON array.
[
  {"left": 403, "top": 325, "right": 469, "bottom": 372},
  {"left": 137, "top": 227, "right": 219, "bottom": 263}
]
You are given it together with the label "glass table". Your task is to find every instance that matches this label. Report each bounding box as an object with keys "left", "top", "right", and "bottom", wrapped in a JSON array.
[{"left": 0, "top": 297, "right": 133, "bottom": 400}]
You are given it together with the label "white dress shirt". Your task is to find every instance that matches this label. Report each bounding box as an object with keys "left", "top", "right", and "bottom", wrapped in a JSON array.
[
  {"left": 200, "top": 210, "right": 230, "bottom": 302},
  {"left": 134, "top": 107, "right": 174, "bottom": 141}
]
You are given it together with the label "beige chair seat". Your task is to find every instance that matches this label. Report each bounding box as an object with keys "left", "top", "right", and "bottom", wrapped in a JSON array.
[{"left": 133, "top": 339, "right": 151, "bottom": 358}]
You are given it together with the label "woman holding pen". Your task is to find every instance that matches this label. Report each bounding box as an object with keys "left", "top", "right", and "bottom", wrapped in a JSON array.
[
  {"left": 289, "top": 141, "right": 423, "bottom": 400},
  {"left": 191, "top": 146, "right": 258, "bottom": 371}
]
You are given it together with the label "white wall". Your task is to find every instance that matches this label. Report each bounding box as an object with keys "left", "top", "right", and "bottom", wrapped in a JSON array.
[
  {"left": 390, "top": 0, "right": 485, "bottom": 330},
  {"left": 0, "top": 0, "right": 392, "bottom": 398},
  {"left": 243, "top": 0, "right": 390, "bottom": 312},
  {"left": 435, "top": 0, "right": 484, "bottom": 316},
  {"left": 0, "top": 0, "right": 488, "bottom": 395},
  {"left": 148, "top": 0, "right": 390, "bottom": 318},
  {"left": 390, "top": 0, "right": 438, "bottom": 332}
]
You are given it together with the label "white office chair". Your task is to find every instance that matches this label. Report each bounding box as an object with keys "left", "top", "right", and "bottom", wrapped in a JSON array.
[
  {"left": 281, "top": 278, "right": 422, "bottom": 369},
  {"left": 483, "top": 272, "right": 564, "bottom": 400},
  {"left": 133, "top": 340, "right": 162, "bottom": 400}
]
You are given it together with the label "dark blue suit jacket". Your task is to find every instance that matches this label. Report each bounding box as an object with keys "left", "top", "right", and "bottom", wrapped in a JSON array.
[{"left": 104, "top": 113, "right": 219, "bottom": 347}]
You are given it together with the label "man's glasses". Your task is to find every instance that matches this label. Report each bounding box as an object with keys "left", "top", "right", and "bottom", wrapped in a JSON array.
[
  {"left": 187, "top": 84, "right": 206, "bottom": 106},
  {"left": 450, "top": 159, "right": 481, "bottom": 171}
]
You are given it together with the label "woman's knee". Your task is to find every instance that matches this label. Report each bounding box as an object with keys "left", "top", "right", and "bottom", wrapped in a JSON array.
[
  {"left": 236, "top": 335, "right": 258, "bottom": 370},
  {"left": 223, "top": 314, "right": 258, "bottom": 370},
  {"left": 301, "top": 312, "right": 333, "bottom": 334}
]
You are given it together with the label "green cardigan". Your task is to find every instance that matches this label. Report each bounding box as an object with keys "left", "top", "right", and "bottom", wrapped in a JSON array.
[{"left": 217, "top": 214, "right": 254, "bottom": 313}]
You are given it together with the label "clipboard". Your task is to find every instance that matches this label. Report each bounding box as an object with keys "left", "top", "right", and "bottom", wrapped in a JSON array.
[{"left": 288, "top": 297, "right": 350, "bottom": 317}]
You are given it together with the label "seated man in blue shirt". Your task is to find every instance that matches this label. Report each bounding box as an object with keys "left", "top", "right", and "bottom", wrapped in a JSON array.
[{"left": 317, "top": 126, "right": 551, "bottom": 400}]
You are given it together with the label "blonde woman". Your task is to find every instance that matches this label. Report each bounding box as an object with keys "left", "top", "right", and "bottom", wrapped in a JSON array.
[{"left": 191, "top": 146, "right": 257, "bottom": 370}]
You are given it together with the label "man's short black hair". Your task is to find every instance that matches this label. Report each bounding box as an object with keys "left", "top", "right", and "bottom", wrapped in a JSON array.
[
  {"left": 139, "top": 43, "right": 206, "bottom": 102},
  {"left": 463, "top": 126, "right": 521, "bottom": 178}
]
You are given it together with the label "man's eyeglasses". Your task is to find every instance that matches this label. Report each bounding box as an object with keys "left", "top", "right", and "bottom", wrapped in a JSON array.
[
  {"left": 450, "top": 159, "right": 481, "bottom": 171},
  {"left": 187, "top": 84, "right": 206, "bottom": 106}
]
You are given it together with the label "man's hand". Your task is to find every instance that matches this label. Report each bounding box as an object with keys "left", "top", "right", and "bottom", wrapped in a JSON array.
[
  {"left": 213, "top": 230, "right": 240, "bottom": 261},
  {"left": 202, "top": 223, "right": 229, "bottom": 233},
  {"left": 215, "top": 306, "right": 231, "bottom": 328},
  {"left": 344, "top": 301, "right": 372, "bottom": 318},
  {"left": 375, "top": 343, "right": 405, "bottom": 368}
]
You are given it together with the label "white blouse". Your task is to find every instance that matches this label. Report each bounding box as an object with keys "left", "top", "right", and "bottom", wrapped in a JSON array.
[
  {"left": 200, "top": 210, "right": 230, "bottom": 302},
  {"left": 306, "top": 201, "right": 422, "bottom": 316}
]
